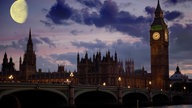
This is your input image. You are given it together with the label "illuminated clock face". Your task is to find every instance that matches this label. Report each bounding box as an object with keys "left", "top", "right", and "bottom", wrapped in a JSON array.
[
  {"left": 165, "top": 31, "right": 168, "bottom": 42},
  {"left": 153, "top": 32, "right": 160, "bottom": 40}
]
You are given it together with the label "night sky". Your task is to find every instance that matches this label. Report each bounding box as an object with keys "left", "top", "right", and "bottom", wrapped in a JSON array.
[{"left": 0, "top": 0, "right": 192, "bottom": 78}]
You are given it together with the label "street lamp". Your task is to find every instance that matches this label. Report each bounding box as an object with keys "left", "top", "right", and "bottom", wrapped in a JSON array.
[
  {"left": 184, "top": 86, "right": 186, "bottom": 90},
  {"left": 68, "top": 73, "right": 75, "bottom": 107},
  {"left": 118, "top": 76, "right": 121, "bottom": 82},
  {"left": 62, "top": 72, "right": 75, "bottom": 106},
  {"left": 65, "top": 78, "right": 71, "bottom": 85},
  {"left": 117, "top": 77, "right": 122, "bottom": 105},
  {"left": 148, "top": 81, "right": 152, "bottom": 103},
  {"left": 118, "top": 76, "right": 121, "bottom": 87},
  {"left": 70, "top": 72, "right": 74, "bottom": 84},
  {"left": 149, "top": 81, "right": 152, "bottom": 86},
  {"left": 148, "top": 81, "right": 152, "bottom": 91},
  {"left": 183, "top": 86, "right": 186, "bottom": 93},
  {"left": 8, "top": 75, "right": 14, "bottom": 82},
  {"left": 148, "top": 81, "right": 152, "bottom": 90},
  {"left": 169, "top": 84, "right": 172, "bottom": 103},
  {"left": 169, "top": 84, "right": 172, "bottom": 92},
  {"left": 70, "top": 72, "right": 74, "bottom": 77},
  {"left": 103, "top": 82, "right": 106, "bottom": 86},
  {"left": 8, "top": 75, "right": 14, "bottom": 80}
]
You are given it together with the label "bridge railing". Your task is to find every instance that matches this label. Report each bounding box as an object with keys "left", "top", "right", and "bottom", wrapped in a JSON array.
[{"left": 0, "top": 82, "right": 70, "bottom": 89}]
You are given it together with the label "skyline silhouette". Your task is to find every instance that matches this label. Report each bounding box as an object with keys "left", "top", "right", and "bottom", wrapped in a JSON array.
[{"left": 0, "top": 0, "right": 192, "bottom": 78}]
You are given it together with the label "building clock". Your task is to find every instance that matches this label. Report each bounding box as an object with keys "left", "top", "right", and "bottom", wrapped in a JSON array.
[
  {"left": 165, "top": 31, "right": 168, "bottom": 42},
  {"left": 152, "top": 32, "right": 160, "bottom": 40}
]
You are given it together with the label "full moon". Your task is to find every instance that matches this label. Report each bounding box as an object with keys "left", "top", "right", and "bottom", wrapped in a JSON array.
[{"left": 10, "top": 0, "right": 28, "bottom": 24}]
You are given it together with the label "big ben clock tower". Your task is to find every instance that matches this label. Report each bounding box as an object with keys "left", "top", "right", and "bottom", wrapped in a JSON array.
[{"left": 150, "top": 0, "right": 169, "bottom": 90}]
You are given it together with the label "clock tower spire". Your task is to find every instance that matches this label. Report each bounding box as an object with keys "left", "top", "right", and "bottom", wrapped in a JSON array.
[
  {"left": 150, "top": 0, "right": 169, "bottom": 90},
  {"left": 155, "top": 0, "right": 163, "bottom": 18}
]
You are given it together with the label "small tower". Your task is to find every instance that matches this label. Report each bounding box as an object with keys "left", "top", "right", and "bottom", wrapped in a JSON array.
[
  {"left": 115, "top": 51, "right": 117, "bottom": 62},
  {"left": 77, "top": 52, "right": 80, "bottom": 63},
  {"left": 19, "top": 56, "right": 22, "bottom": 71},
  {"left": 57, "top": 65, "right": 65, "bottom": 73},
  {"left": 2, "top": 52, "right": 8, "bottom": 72},
  {"left": 8, "top": 57, "right": 15, "bottom": 73}
]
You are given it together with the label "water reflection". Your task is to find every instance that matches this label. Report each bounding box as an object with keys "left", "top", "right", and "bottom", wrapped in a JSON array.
[
  {"left": 142, "top": 105, "right": 192, "bottom": 108},
  {"left": 0, "top": 95, "right": 21, "bottom": 108}
]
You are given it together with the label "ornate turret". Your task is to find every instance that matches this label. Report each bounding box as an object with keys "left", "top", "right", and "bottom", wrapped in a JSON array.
[
  {"left": 77, "top": 52, "right": 80, "bottom": 63},
  {"left": 115, "top": 51, "right": 117, "bottom": 62},
  {"left": 19, "top": 56, "right": 22, "bottom": 71},
  {"left": 3, "top": 52, "right": 8, "bottom": 64},
  {"left": 175, "top": 66, "right": 181, "bottom": 74},
  {"left": 2, "top": 52, "right": 8, "bottom": 72},
  {"left": 155, "top": 0, "right": 163, "bottom": 18},
  {"left": 27, "top": 28, "right": 33, "bottom": 52},
  {"left": 151, "top": 0, "right": 166, "bottom": 27},
  {"left": 8, "top": 57, "right": 15, "bottom": 72},
  {"left": 85, "top": 51, "right": 88, "bottom": 59},
  {"left": 1, "top": 53, "right": 15, "bottom": 75}
]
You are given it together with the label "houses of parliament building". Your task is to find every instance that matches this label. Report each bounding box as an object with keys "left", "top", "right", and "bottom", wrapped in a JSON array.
[
  {"left": 1, "top": 0, "right": 190, "bottom": 90},
  {"left": 0, "top": 28, "right": 151, "bottom": 88}
]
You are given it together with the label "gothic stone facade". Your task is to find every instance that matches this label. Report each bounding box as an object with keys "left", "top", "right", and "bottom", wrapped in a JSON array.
[{"left": 77, "top": 51, "right": 122, "bottom": 86}]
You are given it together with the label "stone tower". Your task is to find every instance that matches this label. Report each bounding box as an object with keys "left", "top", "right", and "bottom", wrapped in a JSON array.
[
  {"left": 150, "top": 0, "right": 169, "bottom": 90},
  {"left": 20, "top": 29, "right": 36, "bottom": 81}
]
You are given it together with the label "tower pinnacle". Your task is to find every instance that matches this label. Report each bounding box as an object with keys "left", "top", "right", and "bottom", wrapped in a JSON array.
[
  {"left": 155, "top": 0, "right": 163, "bottom": 18},
  {"left": 27, "top": 28, "right": 33, "bottom": 52},
  {"left": 28, "top": 28, "right": 32, "bottom": 45},
  {"left": 21, "top": 29, "right": 36, "bottom": 81},
  {"left": 151, "top": 0, "right": 166, "bottom": 27}
]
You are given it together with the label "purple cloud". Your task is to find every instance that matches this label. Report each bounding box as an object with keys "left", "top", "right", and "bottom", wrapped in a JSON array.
[
  {"left": 145, "top": 6, "right": 155, "bottom": 17},
  {"left": 170, "top": 24, "right": 192, "bottom": 55},
  {"left": 165, "top": 11, "right": 183, "bottom": 21},
  {"left": 100, "top": 0, "right": 118, "bottom": 23},
  {"left": 40, "top": 37, "right": 56, "bottom": 48},
  {"left": 165, "top": 0, "right": 192, "bottom": 5},
  {"left": 46, "top": 0, "right": 73, "bottom": 24},
  {"left": 45, "top": 0, "right": 186, "bottom": 43},
  {"left": 0, "top": 37, "right": 42, "bottom": 52},
  {"left": 77, "top": 0, "right": 102, "bottom": 8}
]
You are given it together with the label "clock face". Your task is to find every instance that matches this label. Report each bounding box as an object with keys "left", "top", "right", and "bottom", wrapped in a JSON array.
[
  {"left": 165, "top": 31, "right": 168, "bottom": 42},
  {"left": 153, "top": 32, "right": 160, "bottom": 40}
]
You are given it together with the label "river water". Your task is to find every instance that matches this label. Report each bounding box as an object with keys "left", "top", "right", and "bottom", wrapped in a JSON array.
[{"left": 142, "top": 105, "right": 192, "bottom": 108}]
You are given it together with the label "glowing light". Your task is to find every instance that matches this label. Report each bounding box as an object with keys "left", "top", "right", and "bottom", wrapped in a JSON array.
[
  {"left": 64, "top": 78, "right": 71, "bottom": 85},
  {"left": 149, "top": 81, "right": 152, "bottom": 85},
  {"left": 70, "top": 72, "right": 74, "bottom": 77},
  {"left": 102, "top": 82, "right": 106, "bottom": 86},
  {"left": 118, "top": 77, "right": 121, "bottom": 82},
  {"left": 8, "top": 75, "right": 14, "bottom": 80},
  {"left": 184, "top": 86, "right": 186, "bottom": 90}
]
